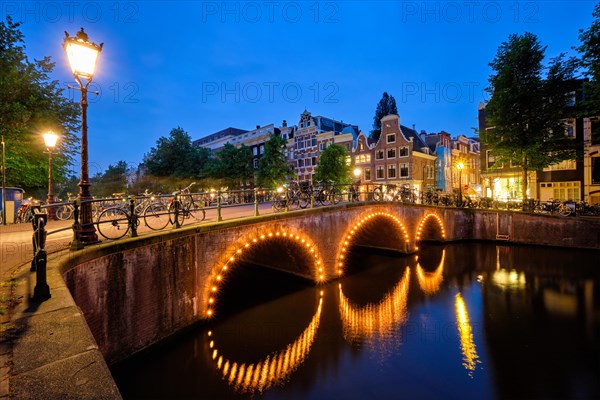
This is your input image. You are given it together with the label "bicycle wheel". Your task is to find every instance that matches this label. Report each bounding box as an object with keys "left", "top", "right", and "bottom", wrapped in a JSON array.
[
  {"left": 188, "top": 203, "right": 206, "bottom": 221},
  {"left": 144, "top": 203, "right": 170, "bottom": 230},
  {"left": 299, "top": 192, "right": 310, "bottom": 209},
  {"left": 318, "top": 190, "right": 330, "bottom": 206},
  {"left": 558, "top": 205, "right": 572, "bottom": 217},
  {"left": 331, "top": 188, "right": 343, "bottom": 204},
  {"left": 373, "top": 188, "right": 383, "bottom": 201},
  {"left": 168, "top": 201, "right": 186, "bottom": 227},
  {"left": 56, "top": 205, "right": 73, "bottom": 220},
  {"left": 272, "top": 196, "right": 284, "bottom": 212},
  {"left": 97, "top": 207, "right": 129, "bottom": 240}
]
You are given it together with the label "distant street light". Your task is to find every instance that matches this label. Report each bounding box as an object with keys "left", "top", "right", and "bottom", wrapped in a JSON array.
[
  {"left": 456, "top": 162, "right": 464, "bottom": 206},
  {"left": 43, "top": 131, "right": 58, "bottom": 218},
  {"left": 353, "top": 168, "right": 361, "bottom": 179},
  {"left": 63, "top": 28, "right": 103, "bottom": 246}
]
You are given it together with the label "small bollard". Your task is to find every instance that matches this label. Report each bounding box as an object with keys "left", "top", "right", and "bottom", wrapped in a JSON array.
[
  {"left": 310, "top": 192, "right": 315, "bottom": 209},
  {"left": 173, "top": 194, "right": 181, "bottom": 229},
  {"left": 285, "top": 187, "right": 290, "bottom": 212},
  {"left": 32, "top": 209, "right": 51, "bottom": 300}
]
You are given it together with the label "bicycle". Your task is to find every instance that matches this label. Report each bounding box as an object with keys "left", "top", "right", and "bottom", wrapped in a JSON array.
[
  {"left": 373, "top": 184, "right": 399, "bottom": 202},
  {"left": 168, "top": 182, "right": 206, "bottom": 227},
  {"left": 96, "top": 197, "right": 137, "bottom": 240}
]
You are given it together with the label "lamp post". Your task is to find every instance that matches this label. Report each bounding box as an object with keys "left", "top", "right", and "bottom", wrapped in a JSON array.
[
  {"left": 64, "top": 28, "right": 103, "bottom": 245},
  {"left": 43, "top": 132, "right": 58, "bottom": 218},
  {"left": 456, "top": 162, "right": 464, "bottom": 206}
]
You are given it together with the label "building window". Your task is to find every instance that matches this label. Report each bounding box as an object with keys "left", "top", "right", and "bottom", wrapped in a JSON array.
[
  {"left": 356, "top": 154, "right": 371, "bottom": 164},
  {"left": 400, "top": 163, "right": 409, "bottom": 177},
  {"left": 552, "top": 181, "right": 580, "bottom": 201},
  {"left": 253, "top": 147, "right": 258, "bottom": 156},
  {"left": 564, "top": 119, "right": 575, "bottom": 138},
  {"left": 253, "top": 159, "right": 259, "bottom": 168},
  {"left": 358, "top": 143, "right": 365, "bottom": 151},
  {"left": 543, "top": 159, "right": 576, "bottom": 171},
  {"left": 259, "top": 144, "right": 264, "bottom": 154},
  {"left": 312, "top": 157, "right": 316, "bottom": 166},
  {"left": 376, "top": 166, "right": 385, "bottom": 179},
  {"left": 388, "top": 164, "right": 397, "bottom": 179},
  {"left": 298, "top": 159, "right": 304, "bottom": 167},
  {"left": 364, "top": 167, "right": 371, "bottom": 181},
  {"left": 399, "top": 146, "right": 409, "bottom": 157},
  {"left": 375, "top": 150, "right": 384, "bottom": 160},
  {"left": 387, "top": 134, "right": 396, "bottom": 144},
  {"left": 319, "top": 143, "right": 325, "bottom": 151},
  {"left": 387, "top": 148, "right": 396, "bottom": 159},
  {"left": 592, "top": 158, "right": 600, "bottom": 185},
  {"left": 428, "top": 165, "right": 435, "bottom": 179},
  {"left": 311, "top": 136, "right": 317, "bottom": 147},
  {"left": 592, "top": 118, "right": 600, "bottom": 146}
]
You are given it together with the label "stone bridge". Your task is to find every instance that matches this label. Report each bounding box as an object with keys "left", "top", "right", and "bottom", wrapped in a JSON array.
[{"left": 58, "top": 202, "right": 600, "bottom": 364}]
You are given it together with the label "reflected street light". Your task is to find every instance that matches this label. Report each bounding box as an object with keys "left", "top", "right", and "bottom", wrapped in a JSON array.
[
  {"left": 43, "top": 131, "right": 58, "bottom": 218},
  {"left": 64, "top": 28, "right": 103, "bottom": 246}
]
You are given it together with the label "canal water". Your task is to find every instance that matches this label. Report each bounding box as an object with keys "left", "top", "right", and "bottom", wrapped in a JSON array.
[{"left": 112, "top": 243, "right": 600, "bottom": 399}]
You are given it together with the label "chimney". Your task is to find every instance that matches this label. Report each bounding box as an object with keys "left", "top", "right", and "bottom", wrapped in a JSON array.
[
  {"left": 412, "top": 124, "right": 416, "bottom": 132},
  {"left": 282, "top": 120, "right": 287, "bottom": 127},
  {"left": 256, "top": 125, "right": 260, "bottom": 129}
]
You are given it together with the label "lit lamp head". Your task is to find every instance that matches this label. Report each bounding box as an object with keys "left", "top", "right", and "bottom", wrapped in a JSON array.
[
  {"left": 43, "top": 131, "right": 58, "bottom": 149},
  {"left": 456, "top": 162, "right": 464, "bottom": 170},
  {"left": 353, "top": 168, "right": 361, "bottom": 178},
  {"left": 63, "top": 28, "right": 103, "bottom": 81}
]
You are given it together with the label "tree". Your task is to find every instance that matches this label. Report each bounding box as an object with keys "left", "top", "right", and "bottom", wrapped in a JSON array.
[
  {"left": 484, "top": 32, "right": 578, "bottom": 202},
  {"left": 256, "top": 133, "right": 294, "bottom": 187},
  {"left": 92, "top": 161, "right": 129, "bottom": 197},
  {"left": 143, "top": 127, "right": 210, "bottom": 178},
  {"left": 313, "top": 144, "right": 352, "bottom": 184},
  {"left": 576, "top": 2, "right": 600, "bottom": 140},
  {"left": 0, "top": 17, "right": 79, "bottom": 192},
  {"left": 370, "top": 92, "right": 398, "bottom": 142},
  {"left": 207, "top": 143, "right": 253, "bottom": 188}
]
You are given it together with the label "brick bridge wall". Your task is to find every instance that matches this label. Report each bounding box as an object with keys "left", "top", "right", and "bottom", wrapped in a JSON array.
[{"left": 60, "top": 203, "right": 600, "bottom": 363}]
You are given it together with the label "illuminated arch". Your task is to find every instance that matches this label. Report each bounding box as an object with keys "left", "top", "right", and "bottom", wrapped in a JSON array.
[
  {"left": 415, "top": 249, "right": 446, "bottom": 295},
  {"left": 207, "top": 292, "right": 323, "bottom": 394},
  {"left": 415, "top": 213, "right": 446, "bottom": 243},
  {"left": 337, "top": 211, "right": 410, "bottom": 276},
  {"left": 338, "top": 267, "right": 410, "bottom": 347},
  {"left": 205, "top": 229, "right": 325, "bottom": 318}
]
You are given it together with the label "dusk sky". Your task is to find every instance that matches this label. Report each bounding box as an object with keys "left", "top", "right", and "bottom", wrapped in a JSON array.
[{"left": 5, "top": 1, "right": 596, "bottom": 174}]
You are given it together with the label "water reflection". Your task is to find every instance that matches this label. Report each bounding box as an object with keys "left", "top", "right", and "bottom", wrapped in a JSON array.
[
  {"left": 208, "top": 292, "right": 323, "bottom": 394},
  {"left": 338, "top": 267, "right": 410, "bottom": 350},
  {"left": 455, "top": 293, "right": 481, "bottom": 377},
  {"left": 113, "top": 243, "right": 600, "bottom": 400},
  {"left": 416, "top": 249, "right": 445, "bottom": 295}
]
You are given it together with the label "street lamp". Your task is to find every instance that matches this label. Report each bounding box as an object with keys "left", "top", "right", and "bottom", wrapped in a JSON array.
[
  {"left": 456, "top": 162, "right": 464, "bottom": 206},
  {"left": 43, "top": 131, "right": 58, "bottom": 218},
  {"left": 64, "top": 28, "right": 103, "bottom": 246},
  {"left": 353, "top": 168, "right": 361, "bottom": 179}
]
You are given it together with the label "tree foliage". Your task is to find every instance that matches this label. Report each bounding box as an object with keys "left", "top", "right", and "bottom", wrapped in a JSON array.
[
  {"left": 371, "top": 92, "right": 398, "bottom": 142},
  {"left": 484, "top": 32, "right": 578, "bottom": 200},
  {"left": 92, "top": 161, "right": 129, "bottom": 197},
  {"left": 143, "top": 127, "right": 210, "bottom": 178},
  {"left": 0, "top": 17, "right": 79, "bottom": 192},
  {"left": 256, "top": 133, "right": 294, "bottom": 188},
  {"left": 206, "top": 143, "right": 254, "bottom": 188},
  {"left": 313, "top": 144, "right": 352, "bottom": 184}
]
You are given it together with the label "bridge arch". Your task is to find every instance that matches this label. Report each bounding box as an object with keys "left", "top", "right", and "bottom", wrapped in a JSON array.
[
  {"left": 205, "top": 228, "right": 325, "bottom": 318},
  {"left": 415, "top": 213, "right": 447, "bottom": 244},
  {"left": 336, "top": 211, "right": 411, "bottom": 276}
]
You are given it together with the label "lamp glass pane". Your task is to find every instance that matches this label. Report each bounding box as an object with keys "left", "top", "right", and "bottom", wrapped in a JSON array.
[
  {"left": 66, "top": 42, "right": 99, "bottom": 77},
  {"left": 43, "top": 133, "right": 58, "bottom": 148}
]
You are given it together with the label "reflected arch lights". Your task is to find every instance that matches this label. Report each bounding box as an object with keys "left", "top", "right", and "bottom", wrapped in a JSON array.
[
  {"left": 337, "top": 212, "right": 410, "bottom": 276},
  {"left": 415, "top": 213, "right": 446, "bottom": 243},
  {"left": 207, "top": 291, "right": 323, "bottom": 394},
  {"left": 205, "top": 229, "right": 324, "bottom": 318},
  {"left": 415, "top": 249, "right": 446, "bottom": 295},
  {"left": 338, "top": 268, "right": 410, "bottom": 346}
]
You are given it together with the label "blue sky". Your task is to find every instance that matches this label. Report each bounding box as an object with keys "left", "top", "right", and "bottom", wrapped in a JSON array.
[{"left": 5, "top": 1, "right": 597, "bottom": 174}]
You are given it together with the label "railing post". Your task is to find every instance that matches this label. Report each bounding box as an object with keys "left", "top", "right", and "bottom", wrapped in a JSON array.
[
  {"left": 285, "top": 187, "right": 290, "bottom": 212},
  {"left": 70, "top": 198, "right": 84, "bottom": 250},
  {"left": 129, "top": 196, "right": 138, "bottom": 237},
  {"left": 310, "top": 190, "right": 315, "bottom": 209},
  {"left": 173, "top": 194, "right": 181, "bottom": 229},
  {"left": 32, "top": 208, "right": 51, "bottom": 300},
  {"left": 254, "top": 188, "right": 260, "bottom": 217},
  {"left": 217, "top": 190, "right": 223, "bottom": 222}
]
